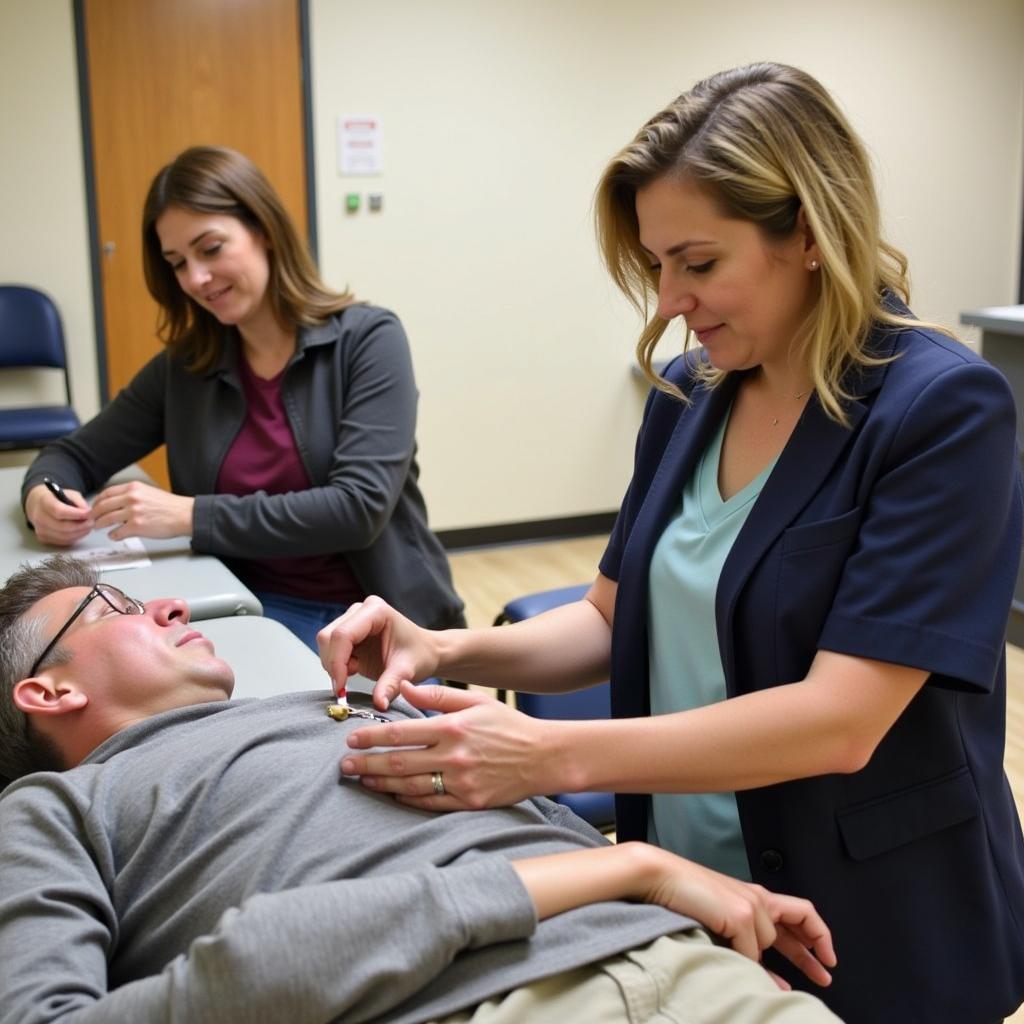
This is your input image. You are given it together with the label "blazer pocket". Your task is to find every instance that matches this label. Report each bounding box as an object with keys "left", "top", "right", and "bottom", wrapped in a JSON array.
[
  {"left": 780, "top": 506, "right": 863, "bottom": 555},
  {"left": 836, "top": 766, "right": 978, "bottom": 861}
]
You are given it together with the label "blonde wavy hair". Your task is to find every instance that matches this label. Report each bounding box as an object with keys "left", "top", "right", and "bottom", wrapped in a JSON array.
[
  {"left": 596, "top": 62, "right": 946, "bottom": 423},
  {"left": 142, "top": 146, "right": 356, "bottom": 373}
]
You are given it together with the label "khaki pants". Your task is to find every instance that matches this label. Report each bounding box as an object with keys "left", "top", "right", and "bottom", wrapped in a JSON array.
[{"left": 433, "top": 930, "right": 842, "bottom": 1024}]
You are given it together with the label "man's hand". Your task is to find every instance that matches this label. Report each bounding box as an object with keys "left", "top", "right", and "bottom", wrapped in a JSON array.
[
  {"left": 636, "top": 844, "right": 835, "bottom": 988},
  {"left": 25, "top": 483, "right": 93, "bottom": 545},
  {"left": 318, "top": 596, "right": 441, "bottom": 708},
  {"left": 91, "top": 481, "right": 194, "bottom": 540},
  {"left": 341, "top": 682, "right": 550, "bottom": 808},
  {"left": 513, "top": 843, "right": 836, "bottom": 989}
]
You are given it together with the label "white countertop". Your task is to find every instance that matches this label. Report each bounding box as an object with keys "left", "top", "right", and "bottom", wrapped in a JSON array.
[{"left": 960, "top": 305, "right": 1024, "bottom": 336}]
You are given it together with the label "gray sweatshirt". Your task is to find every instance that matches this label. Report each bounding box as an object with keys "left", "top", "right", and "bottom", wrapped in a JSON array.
[{"left": 0, "top": 691, "right": 695, "bottom": 1023}]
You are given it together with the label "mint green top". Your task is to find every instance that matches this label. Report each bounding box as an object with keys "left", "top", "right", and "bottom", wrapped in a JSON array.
[{"left": 647, "top": 409, "right": 777, "bottom": 880}]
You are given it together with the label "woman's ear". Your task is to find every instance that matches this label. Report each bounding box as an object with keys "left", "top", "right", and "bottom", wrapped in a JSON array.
[
  {"left": 796, "top": 206, "right": 820, "bottom": 268},
  {"left": 13, "top": 678, "right": 88, "bottom": 718}
]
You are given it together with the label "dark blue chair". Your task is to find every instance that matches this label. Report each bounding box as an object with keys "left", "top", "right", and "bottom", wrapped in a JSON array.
[
  {"left": 0, "top": 286, "right": 80, "bottom": 450},
  {"left": 494, "top": 583, "right": 615, "bottom": 833}
]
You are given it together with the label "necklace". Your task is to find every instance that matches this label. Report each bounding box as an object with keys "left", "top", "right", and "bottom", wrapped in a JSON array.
[
  {"left": 326, "top": 694, "right": 389, "bottom": 723},
  {"left": 770, "top": 387, "right": 810, "bottom": 428}
]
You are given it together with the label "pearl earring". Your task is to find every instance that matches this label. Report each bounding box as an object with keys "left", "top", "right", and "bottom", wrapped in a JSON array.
[{"left": 809, "top": 260, "right": 819, "bottom": 271}]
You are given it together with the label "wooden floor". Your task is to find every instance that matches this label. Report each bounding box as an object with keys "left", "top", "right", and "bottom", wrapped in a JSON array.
[
  {"left": 449, "top": 535, "right": 608, "bottom": 630},
  {"left": 448, "top": 535, "right": 1024, "bottom": 1022},
  {"left": 449, "top": 533, "right": 1024, "bottom": 819}
]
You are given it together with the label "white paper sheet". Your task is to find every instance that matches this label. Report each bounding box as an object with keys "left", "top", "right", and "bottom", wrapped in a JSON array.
[{"left": 69, "top": 534, "right": 151, "bottom": 572}]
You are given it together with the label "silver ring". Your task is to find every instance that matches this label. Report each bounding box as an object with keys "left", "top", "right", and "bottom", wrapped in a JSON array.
[{"left": 431, "top": 771, "right": 445, "bottom": 796}]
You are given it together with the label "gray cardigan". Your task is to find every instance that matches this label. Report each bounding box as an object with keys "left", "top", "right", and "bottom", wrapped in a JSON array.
[{"left": 23, "top": 305, "right": 463, "bottom": 628}]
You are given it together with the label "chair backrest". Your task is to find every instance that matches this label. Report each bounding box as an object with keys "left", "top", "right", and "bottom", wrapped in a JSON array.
[
  {"left": 498, "top": 583, "right": 590, "bottom": 624},
  {"left": 516, "top": 682, "right": 616, "bottom": 832},
  {"left": 495, "top": 583, "right": 616, "bottom": 831},
  {"left": 514, "top": 683, "right": 610, "bottom": 723},
  {"left": 0, "top": 286, "right": 69, "bottom": 370}
]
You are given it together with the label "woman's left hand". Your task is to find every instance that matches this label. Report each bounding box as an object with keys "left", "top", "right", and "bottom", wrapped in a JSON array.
[
  {"left": 340, "top": 682, "right": 553, "bottom": 810},
  {"left": 91, "top": 481, "right": 195, "bottom": 540}
]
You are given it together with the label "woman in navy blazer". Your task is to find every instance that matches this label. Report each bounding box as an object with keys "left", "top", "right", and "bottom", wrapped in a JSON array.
[{"left": 321, "top": 64, "right": 1024, "bottom": 1022}]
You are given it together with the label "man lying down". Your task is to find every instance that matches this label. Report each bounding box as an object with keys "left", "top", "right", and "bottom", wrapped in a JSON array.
[{"left": 0, "top": 556, "right": 840, "bottom": 1024}]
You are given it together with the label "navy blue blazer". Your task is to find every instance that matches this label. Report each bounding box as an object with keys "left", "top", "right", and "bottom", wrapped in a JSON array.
[{"left": 601, "top": 313, "right": 1024, "bottom": 1023}]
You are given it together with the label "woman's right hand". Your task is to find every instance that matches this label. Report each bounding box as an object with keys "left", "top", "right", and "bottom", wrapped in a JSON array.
[
  {"left": 24, "top": 483, "right": 93, "bottom": 546},
  {"left": 317, "top": 595, "right": 441, "bottom": 709}
]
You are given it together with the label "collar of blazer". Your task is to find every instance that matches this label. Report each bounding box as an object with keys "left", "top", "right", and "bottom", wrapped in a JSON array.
[{"left": 616, "top": 306, "right": 905, "bottom": 684}]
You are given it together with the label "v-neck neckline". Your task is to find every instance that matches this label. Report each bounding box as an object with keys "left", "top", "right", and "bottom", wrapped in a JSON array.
[{"left": 696, "top": 407, "right": 778, "bottom": 528}]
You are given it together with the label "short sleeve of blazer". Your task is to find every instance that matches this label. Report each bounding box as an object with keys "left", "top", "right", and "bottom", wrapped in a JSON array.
[
  {"left": 599, "top": 497, "right": 627, "bottom": 583},
  {"left": 818, "top": 355, "right": 1022, "bottom": 693}
]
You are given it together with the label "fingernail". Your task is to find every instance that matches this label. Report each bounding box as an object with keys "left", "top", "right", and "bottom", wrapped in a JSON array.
[
  {"left": 347, "top": 734, "right": 363, "bottom": 748},
  {"left": 361, "top": 777, "right": 378, "bottom": 790},
  {"left": 341, "top": 758, "right": 356, "bottom": 774}
]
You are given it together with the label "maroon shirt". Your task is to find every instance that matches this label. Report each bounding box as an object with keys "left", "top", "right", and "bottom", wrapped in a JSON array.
[{"left": 216, "top": 356, "right": 364, "bottom": 604}]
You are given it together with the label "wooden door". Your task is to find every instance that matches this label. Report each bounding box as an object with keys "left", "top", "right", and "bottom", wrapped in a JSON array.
[{"left": 81, "top": 0, "right": 307, "bottom": 487}]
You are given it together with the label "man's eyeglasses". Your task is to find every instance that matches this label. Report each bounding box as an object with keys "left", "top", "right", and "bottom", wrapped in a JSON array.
[{"left": 30, "top": 583, "right": 146, "bottom": 677}]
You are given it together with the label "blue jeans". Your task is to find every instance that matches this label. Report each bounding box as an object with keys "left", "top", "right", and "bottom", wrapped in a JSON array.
[{"left": 252, "top": 589, "right": 349, "bottom": 653}]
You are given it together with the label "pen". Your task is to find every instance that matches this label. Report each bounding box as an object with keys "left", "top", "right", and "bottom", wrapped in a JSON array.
[{"left": 42, "top": 477, "right": 78, "bottom": 507}]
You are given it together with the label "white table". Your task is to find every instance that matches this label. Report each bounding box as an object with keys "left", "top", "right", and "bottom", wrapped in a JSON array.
[
  {"left": 0, "top": 466, "right": 261, "bottom": 619},
  {"left": 199, "top": 615, "right": 375, "bottom": 701},
  {"left": 198, "top": 615, "right": 327, "bottom": 698}
]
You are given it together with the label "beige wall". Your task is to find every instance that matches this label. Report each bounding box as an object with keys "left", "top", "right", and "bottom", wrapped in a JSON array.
[
  {"left": 0, "top": 0, "right": 97, "bottom": 467},
  {"left": 3, "top": 0, "right": 1022, "bottom": 521}
]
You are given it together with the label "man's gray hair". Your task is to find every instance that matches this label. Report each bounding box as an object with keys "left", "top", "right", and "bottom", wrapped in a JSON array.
[{"left": 0, "top": 555, "right": 99, "bottom": 787}]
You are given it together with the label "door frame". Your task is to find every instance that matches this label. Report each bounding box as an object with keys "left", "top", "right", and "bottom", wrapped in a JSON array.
[
  {"left": 1018, "top": 99, "right": 1024, "bottom": 304},
  {"left": 72, "top": 0, "right": 317, "bottom": 407}
]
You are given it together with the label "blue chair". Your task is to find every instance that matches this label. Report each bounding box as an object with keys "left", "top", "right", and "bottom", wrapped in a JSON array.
[
  {"left": 494, "top": 583, "right": 615, "bottom": 832},
  {"left": 0, "top": 286, "right": 80, "bottom": 450}
]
